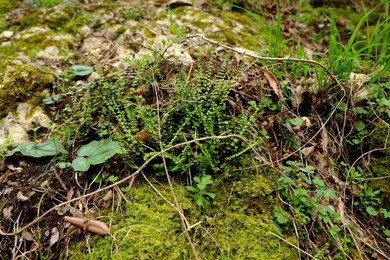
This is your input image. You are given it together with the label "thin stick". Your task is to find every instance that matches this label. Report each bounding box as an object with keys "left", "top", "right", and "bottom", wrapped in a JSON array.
[
  {"left": 186, "top": 34, "right": 345, "bottom": 88},
  {"left": 152, "top": 79, "right": 200, "bottom": 260},
  {"left": 268, "top": 232, "right": 318, "bottom": 259}
]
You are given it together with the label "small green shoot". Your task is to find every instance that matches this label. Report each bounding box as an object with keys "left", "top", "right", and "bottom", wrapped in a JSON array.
[{"left": 186, "top": 174, "right": 216, "bottom": 211}]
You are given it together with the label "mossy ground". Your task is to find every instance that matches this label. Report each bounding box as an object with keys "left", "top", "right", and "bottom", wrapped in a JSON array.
[
  {"left": 0, "top": 0, "right": 389, "bottom": 259},
  {"left": 67, "top": 167, "right": 297, "bottom": 259}
]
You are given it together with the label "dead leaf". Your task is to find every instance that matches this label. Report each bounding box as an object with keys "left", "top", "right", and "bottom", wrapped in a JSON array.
[
  {"left": 22, "top": 230, "right": 34, "bottom": 241},
  {"left": 301, "top": 146, "right": 315, "bottom": 158},
  {"left": 166, "top": 69, "right": 176, "bottom": 87},
  {"left": 3, "top": 206, "right": 13, "bottom": 220},
  {"left": 102, "top": 190, "right": 113, "bottom": 202},
  {"left": 227, "top": 99, "right": 241, "bottom": 113},
  {"left": 136, "top": 130, "right": 148, "bottom": 141},
  {"left": 64, "top": 216, "right": 109, "bottom": 235},
  {"left": 50, "top": 227, "right": 60, "bottom": 246},
  {"left": 291, "top": 84, "right": 304, "bottom": 108},
  {"left": 321, "top": 127, "right": 329, "bottom": 153},
  {"left": 336, "top": 197, "right": 345, "bottom": 224},
  {"left": 263, "top": 68, "right": 282, "bottom": 98},
  {"left": 17, "top": 191, "right": 29, "bottom": 201},
  {"left": 66, "top": 188, "right": 74, "bottom": 201}
]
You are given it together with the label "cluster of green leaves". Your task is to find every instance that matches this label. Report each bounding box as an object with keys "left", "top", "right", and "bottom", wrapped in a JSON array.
[
  {"left": 50, "top": 50, "right": 271, "bottom": 210},
  {"left": 186, "top": 174, "right": 215, "bottom": 211},
  {"left": 275, "top": 161, "right": 339, "bottom": 225},
  {"left": 340, "top": 162, "right": 390, "bottom": 219},
  {"left": 274, "top": 161, "right": 354, "bottom": 257}
]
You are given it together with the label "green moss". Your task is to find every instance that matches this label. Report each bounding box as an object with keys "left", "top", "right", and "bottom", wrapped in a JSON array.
[
  {"left": 67, "top": 165, "right": 297, "bottom": 259},
  {"left": 167, "top": 7, "right": 265, "bottom": 52},
  {"left": 0, "top": 62, "right": 55, "bottom": 117},
  {"left": 369, "top": 124, "right": 390, "bottom": 192},
  {"left": 0, "top": 0, "right": 18, "bottom": 15},
  {"left": 0, "top": 30, "right": 74, "bottom": 58}
]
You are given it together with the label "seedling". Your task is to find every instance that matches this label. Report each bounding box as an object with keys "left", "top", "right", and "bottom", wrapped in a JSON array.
[{"left": 186, "top": 174, "right": 216, "bottom": 211}]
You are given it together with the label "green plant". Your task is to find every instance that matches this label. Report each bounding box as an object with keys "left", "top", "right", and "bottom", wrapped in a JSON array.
[
  {"left": 71, "top": 139, "right": 122, "bottom": 171},
  {"left": 71, "top": 65, "right": 94, "bottom": 77},
  {"left": 6, "top": 137, "right": 67, "bottom": 158},
  {"left": 237, "top": 4, "right": 289, "bottom": 58},
  {"left": 36, "top": 0, "right": 62, "bottom": 8},
  {"left": 275, "top": 161, "right": 346, "bottom": 256},
  {"left": 186, "top": 174, "right": 215, "bottom": 211},
  {"left": 341, "top": 162, "right": 390, "bottom": 219},
  {"left": 316, "top": 2, "right": 389, "bottom": 88}
]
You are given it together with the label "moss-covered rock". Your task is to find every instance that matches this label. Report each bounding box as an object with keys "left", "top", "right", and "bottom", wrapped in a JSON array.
[{"left": 0, "top": 62, "right": 55, "bottom": 117}]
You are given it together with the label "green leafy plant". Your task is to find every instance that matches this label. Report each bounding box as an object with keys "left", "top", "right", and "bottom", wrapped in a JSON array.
[
  {"left": 71, "top": 65, "right": 94, "bottom": 76},
  {"left": 276, "top": 161, "right": 343, "bottom": 253},
  {"left": 72, "top": 139, "right": 122, "bottom": 171},
  {"left": 186, "top": 174, "right": 216, "bottom": 211},
  {"left": 6, "top": 137, "right": 67, "bottom": 158}
]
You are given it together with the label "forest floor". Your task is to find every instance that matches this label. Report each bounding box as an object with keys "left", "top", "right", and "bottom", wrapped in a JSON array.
[{"left": 0, "top": 0, "right": 389, "bottom": 259}]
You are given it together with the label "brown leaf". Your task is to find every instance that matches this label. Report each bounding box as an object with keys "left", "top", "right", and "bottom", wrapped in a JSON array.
[
  {"left": 3, "top": 206, "right": 13, "bottom": 220},
  {"left": 64, "top": 216, "right": 109, "bottom": 235},
  {"left": 102, "top": 190, "right": 113, "bottom": 202},
  {"left": 336, "top": 197, "right": 345, "bottom": 224},
  {"left": 227, "top": 99, "right": 241, "bottom": 113},
  {"left": 136, "top": 130, "right": 148, "bottom": 141},
  {"left": 17, "top": 191, "right": 29, "bottom": 201},
  {"left": 263, "top": 68, "right": 282, "bottom": 98},
  {"left": 301, "top": 146, "right": 315, "bottom": 158},
  {"left": 22, "top": 230, "right": 35, "bottom": 241}
]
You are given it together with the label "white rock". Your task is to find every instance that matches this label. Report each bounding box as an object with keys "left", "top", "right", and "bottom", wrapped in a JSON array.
[
  {"left": 36, "top": 46, "right": 60, "bottom": 60},
  {"left": 78, "top": 25, "right": 91, "bottom": 38},
  {"left": 0, "top": 103, "right": 52, "bottom": 145},
  {"left": 0, "top": 31, "right": 14, "bottom": 39}
]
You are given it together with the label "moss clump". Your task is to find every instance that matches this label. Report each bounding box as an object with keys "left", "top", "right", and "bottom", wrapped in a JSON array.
[
  {"left": 0, "top": 0, "right": 18, "bottom": 15},
  {"left": 0, "top": 62, "right": 55, "bottom": 117},
  {"left": 67, "top": 166, "right": 297, "bottom": 259},
  {"left": 368, "top": 123, "right": 390, "bottom": 191},
  {"left": 67, "top": 183, "right": 198, "bottom": 259}
]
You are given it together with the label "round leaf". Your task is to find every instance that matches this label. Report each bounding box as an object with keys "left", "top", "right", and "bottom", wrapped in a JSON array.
[{"left": 72, "top": 157, "right": 90, "bottom": 171}]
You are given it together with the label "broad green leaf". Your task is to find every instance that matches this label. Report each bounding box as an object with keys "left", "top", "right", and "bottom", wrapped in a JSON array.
[
  {"left": 353, "top": 107, "right": 368, "bottom": 114},
  {"left": 380, "top": 208, "right": 390, "bottom": 219},
  {"left": 107, "top": 175, "right": 119, "bottom": 183},
  {"left": 274, "top": 207, "right": 289, "bottom": 224},
  {"left": 71, "top": 65, "right": 93, "bottom": 76},
  {"left": 313, "top": 176, "right": 325, "bottom": 187},
  {"left": 186, "top": 186, "right": 197, "bottom": 192},
  {"left": 355, "top": 120, "right": 366, "bottom": 132},
  {"left": 288, "top": 118, "right": 303, "bottom": 126},
  {"left": 322, "top": 188, "right": 337, "bottom": 199},
  {"left": 206, "top": 192, "right": 216, "bottom": 199},
  {"left": 6, "top": 137, "right": 66, "bottom": 158},
  {"left": 72, "top": 157, "right": 90, "bottom": 171},
  {"left": 366, "top": 206, "right": 378, "bottom": 216},
  {"left": 77, "top": 139, "right": 121, "bottom": 165},
  {"left": 72, "top": 139, "right": 121, "bottom": 171},
  {"left": 201, "top": 175, "right": 213, "bottom": 185}
]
